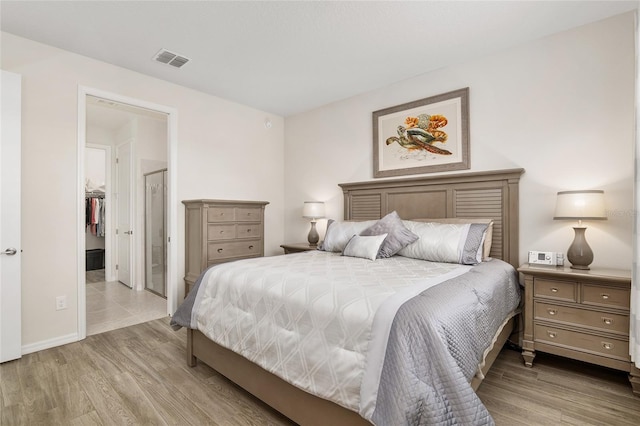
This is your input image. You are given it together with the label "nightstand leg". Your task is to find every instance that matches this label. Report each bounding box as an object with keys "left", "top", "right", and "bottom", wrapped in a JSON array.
[
  {"left": 630, "top": 364, "right": 640, "bottom": 397},
  {"left": 522, "top": 340, "right": 536, "bottom": 367}
]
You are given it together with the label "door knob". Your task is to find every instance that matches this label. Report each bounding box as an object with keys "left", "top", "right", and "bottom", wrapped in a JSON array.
[
  {"left": 124, "top": 231, "right": 133, "bottom": 235},
  {"left": 1, "top": 247, "right": 17, "bottom": 256}
]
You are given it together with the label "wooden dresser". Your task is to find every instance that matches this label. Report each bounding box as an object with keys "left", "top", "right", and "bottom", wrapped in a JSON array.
[
  {"left": 183, "top": 199, "right": 269, "bottom": 295},
  {"left": 519, "top": 264, "right": 639, "bottom": 395}
]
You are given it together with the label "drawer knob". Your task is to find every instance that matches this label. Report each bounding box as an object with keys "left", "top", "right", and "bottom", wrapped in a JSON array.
[
  {"left": 547, "top": 309, "right": 557, "bottom": 316},
  {"left": 249, "top": 245, "right": 254, "bottom": 249},
  {"left": 547, "top": 331, "right": 557, "bottom": 338},
  {"left": 550, "top": 287, "right": 559, "bottom": 293},
  {"left": 247, "top": 228, "right": 251, "bottom": 232},
  {"left": 602, "top": 317, "right": 614, "bottom": 325},
  {"left": 217, "top": 248, "right": 223, "bottom": 253},
  {"left": 602, "top": 342, "right": 613, "bottom": 350},
  {"left": 601, "top": 293, "right": 610, "bottom": 300}
]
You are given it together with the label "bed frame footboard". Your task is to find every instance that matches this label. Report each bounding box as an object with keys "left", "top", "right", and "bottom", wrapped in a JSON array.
[
  {"left": 186, "top": 315, "right": 515, "bottom": 425},
  {"left": 187, "top": 328, "right": 371, "bottom": 426}
]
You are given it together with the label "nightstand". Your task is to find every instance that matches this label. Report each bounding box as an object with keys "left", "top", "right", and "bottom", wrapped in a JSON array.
[
  {"left": 518, "top": 264, "right": 639, "bottom": 396},
  {"left": 280, "top": 243, "right": 318, "bottom": 254}
]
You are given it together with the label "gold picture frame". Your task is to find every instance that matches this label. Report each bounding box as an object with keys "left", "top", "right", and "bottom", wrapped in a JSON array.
[{"left": 373, "top": 88, "right": 469, "bottom": 178}]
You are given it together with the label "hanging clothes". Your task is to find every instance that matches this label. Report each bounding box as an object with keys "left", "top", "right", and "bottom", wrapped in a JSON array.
[{"left": 85, "top": 194, "right": 105, "bottom": 237}]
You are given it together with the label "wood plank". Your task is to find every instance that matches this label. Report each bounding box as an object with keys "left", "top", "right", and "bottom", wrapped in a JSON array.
[
  {"left": 2, "top": 318, "right": 639, "bottom": 425},
  {"left": 68, "top": 410, "right": 104, "bottom": 426},
  {"left": 107, "top": 371, "right": 168, "bottom": 425},
  {"left": 78, "top": 370, "right": 137, "bottom": 425}
]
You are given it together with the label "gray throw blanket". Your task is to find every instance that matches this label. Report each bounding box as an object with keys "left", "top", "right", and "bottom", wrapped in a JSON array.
[{"left": 371, "top": 261, "right": 520, "bottom": 425}]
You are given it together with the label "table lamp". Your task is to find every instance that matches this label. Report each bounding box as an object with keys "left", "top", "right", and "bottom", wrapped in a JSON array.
[
  {"left": 553, "top": 190, "right": 606, "bottom": 270},
  {"left": 302, "top": 201, "right": 325, "bottom": 246}
]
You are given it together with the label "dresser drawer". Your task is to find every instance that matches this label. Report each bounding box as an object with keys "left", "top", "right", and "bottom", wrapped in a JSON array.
[
  {"left": 208, "top": 240, "right": 260, "bottom": 261},
  {"left": 208, "top": 224, "right": 236, "bottom": 241},
  {"left": 534, "top": 323, "right": 628, "bottom": 360},
  {"left": 582, "top": 284, "right": 630, "bottom": 311},
  {"left": 236, "top": 224, "right": 262, "bottom": 239},
  {"left": 208, "top": 223, "right": 261, "bottom": 240},
  {"left": 236, "top": 207, "right": 262, "bottom": 222},
  {"left": 207, "top": 206, "right": 235, "bottom": 222},
  {"left": 534, "top": 278, "right": 576, "bottom": 302},
  {"left": 534, "top": 301, "right": 629, "bottom": 335}
]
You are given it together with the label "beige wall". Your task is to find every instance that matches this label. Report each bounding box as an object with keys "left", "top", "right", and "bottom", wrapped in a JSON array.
[
  {"left": 1, "top": 11, "right": 635, "bottom": 351},
  {"left": 1, "top": 32, "right": 285, "bottom": 348},
  {"left": 284, "top": 12, "right": 636, "bottom": 271}
]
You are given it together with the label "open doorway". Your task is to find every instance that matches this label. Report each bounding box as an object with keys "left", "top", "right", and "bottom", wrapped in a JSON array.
[{"left": 77, "top": 88, "right": 178, "bottom": 339}]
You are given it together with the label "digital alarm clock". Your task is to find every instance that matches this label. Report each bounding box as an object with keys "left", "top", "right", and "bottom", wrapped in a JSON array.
[{"left": 528, "top": 250, "right": 564, "bottom": 266}]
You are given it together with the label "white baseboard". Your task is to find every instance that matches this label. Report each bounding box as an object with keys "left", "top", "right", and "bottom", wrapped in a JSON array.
[{"left": 21, "top": 333, "right": 79, "bottom": 355}]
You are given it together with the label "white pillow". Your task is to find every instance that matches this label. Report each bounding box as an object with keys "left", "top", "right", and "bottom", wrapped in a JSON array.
[
  {"left": 398, "top": 221, "right": 489, "bottom": 265},
  {"left": 412, "top": 218, "right": 494, "bottom": 260},
  {"left": 342, "top": 234, "right": 388, "bottom": 261},
  {"left": 320, "top": 219, "right": 378, "bottom": 252}
]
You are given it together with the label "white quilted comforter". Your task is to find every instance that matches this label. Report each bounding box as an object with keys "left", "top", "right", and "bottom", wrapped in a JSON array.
[{"left": 189, "top": 251, "right": 471, "bottom": 412}]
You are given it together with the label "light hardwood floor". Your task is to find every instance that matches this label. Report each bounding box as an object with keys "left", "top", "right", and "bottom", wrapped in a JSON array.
[{"left": 1, "top": 318, "right": 638, "bottom": 425}]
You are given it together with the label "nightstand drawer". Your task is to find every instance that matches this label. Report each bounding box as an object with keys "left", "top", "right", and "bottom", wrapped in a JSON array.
[
  {"left": 534, "top": 324, "right": 629, "bottom": 360},
  {"left": 534, "top": 278, "right": 576, "bottom": 302},
  {"left": 582, "top": 284, "right": 630, "bottom": 311},
  {"left": 534, "top": 301, "right": 629, "bottom": 335}
]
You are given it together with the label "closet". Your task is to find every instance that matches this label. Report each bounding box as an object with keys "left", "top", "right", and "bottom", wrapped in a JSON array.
[
  {"left": 85, "top": 191, "right": 106, "bottom": 271},
  {"left": 85, "top": 147, "right": 107, "bottom": 277},
  {"left": 144, "top": 169, "right": 167, "bottom": 297}
]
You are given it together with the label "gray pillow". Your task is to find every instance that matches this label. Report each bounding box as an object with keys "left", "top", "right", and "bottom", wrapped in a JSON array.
[
  {"left": 360, "top": 211, "right": 419, "bottom": 258},
  {"left": 460, "top": 223, "right": 490, "bottom": 264}
]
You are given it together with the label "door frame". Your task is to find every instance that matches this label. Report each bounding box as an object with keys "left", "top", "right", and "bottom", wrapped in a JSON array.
[{"left": 77, "top": 86, "right": 178, "bottom": 340}]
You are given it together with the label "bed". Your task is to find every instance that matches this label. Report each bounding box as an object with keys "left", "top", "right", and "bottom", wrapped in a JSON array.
[{"left": 173, "top": 168, "right": 525, "bottom": 425}]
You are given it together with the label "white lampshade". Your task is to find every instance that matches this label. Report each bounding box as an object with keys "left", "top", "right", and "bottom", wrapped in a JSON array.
[
  {"left": 302, "top": 201, "right": 325, "bottom": 219},
  {"left": 553, "top": 190, "right": 606, "bottom": 220}
]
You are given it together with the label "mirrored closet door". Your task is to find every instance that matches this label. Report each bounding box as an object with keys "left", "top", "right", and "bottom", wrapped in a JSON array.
[{"left": 144, "top": 169, "right": 167, "bottom": 298}]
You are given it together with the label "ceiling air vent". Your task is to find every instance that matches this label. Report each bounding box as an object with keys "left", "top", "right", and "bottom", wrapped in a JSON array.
[{"left": 153, "top": 49, "right": 190, "bottom": 68}]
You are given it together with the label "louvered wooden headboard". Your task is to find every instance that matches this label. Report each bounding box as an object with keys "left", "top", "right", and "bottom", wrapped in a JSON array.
[{"left": 339, "top": 168, "right": 524, "bottom": 268}]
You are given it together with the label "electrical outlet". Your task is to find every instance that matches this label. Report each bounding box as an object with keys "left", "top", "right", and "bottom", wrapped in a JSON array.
[{"left": 56, "top": 295, "right": 67, "bottom": 311}]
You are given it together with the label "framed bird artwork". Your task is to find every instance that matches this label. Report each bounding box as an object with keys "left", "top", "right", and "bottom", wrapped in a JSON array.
[{"left": 373, "top": 87, "right": 469, "bottom": 178}]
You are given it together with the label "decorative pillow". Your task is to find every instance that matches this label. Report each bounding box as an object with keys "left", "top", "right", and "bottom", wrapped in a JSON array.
[
  {"left": 319, "top": 219, "right": 378, "bottom": 252},
  {"left": 342, "top": 234, "right": 388, "bottom": 261},
  {"left": 360, "top": 211, "right": 419, "bottom": 258},
  {"left": 412, "top": 218, "right": 494, "bottom": 260},
  {"left": 397, "top": 221, "right": 489, "bottom": 265}
]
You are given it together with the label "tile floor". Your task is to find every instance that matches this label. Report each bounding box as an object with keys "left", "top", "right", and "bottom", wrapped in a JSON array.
[{"left": 86, "top": 269, "right": 167, "bottom": 336}]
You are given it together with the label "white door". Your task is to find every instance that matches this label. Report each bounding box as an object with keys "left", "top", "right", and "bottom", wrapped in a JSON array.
[
  {"left": 0, "top": 70, "right": 22, "bottom": 363},
  {"left": 116, "top": 141, "right": 133, "bottom": 288}
]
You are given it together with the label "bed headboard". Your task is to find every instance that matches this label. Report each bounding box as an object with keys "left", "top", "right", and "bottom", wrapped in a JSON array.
[{"left": 339, "top": 168, "right": 524, "bottom": 269}]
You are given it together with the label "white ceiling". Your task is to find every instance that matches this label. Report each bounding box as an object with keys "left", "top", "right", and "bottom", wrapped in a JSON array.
[{"left": 1, "top": 1, "right": 637, "bottom": 117}]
